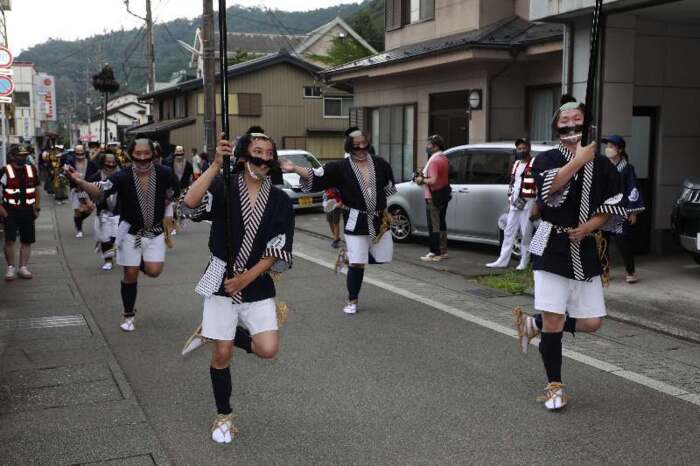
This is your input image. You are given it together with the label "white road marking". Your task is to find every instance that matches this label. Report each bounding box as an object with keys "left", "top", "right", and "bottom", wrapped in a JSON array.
[{"left": 294, "top": 250, "right": 700, "bottom": 407}]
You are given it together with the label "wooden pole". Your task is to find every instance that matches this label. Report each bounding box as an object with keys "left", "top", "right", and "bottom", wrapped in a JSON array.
[{"left": 582, "top": 0, "right": 603, "bottom": 146}]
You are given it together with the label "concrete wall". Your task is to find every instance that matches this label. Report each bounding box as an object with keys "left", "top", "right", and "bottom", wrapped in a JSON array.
[
  {"left": 12, "top": 64, "right": 37, "bottom": 141},
  {"left": 489, "top": 53, "right": 562, "bottom": 142},
  {"left": 385, "top": 0, "right": 480, "bottom": 50},
  {"left": 565, "top": 10, "right": 700, "bottom": 239}
]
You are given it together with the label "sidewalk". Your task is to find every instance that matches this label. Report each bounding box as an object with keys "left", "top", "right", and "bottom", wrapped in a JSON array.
[
  {"left": 295, "top": 211, "right": 700, "bottom": 343},
  {"left": 0, "top": 202, "right": 168, "bottom": 465}
]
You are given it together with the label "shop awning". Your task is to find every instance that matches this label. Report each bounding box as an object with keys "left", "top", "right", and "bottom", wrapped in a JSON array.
[{"left": 125, "top": 117, "right": 196, "bottom": 136}]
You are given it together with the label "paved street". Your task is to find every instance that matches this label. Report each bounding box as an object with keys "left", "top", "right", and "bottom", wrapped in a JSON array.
[{"left": 2, "top": 203, "right": 699, "bottom": 465}]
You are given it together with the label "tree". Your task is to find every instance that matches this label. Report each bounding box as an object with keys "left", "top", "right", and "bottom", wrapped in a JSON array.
[{"left": 307, "top": 36, "right": 372, "bottom": 67}]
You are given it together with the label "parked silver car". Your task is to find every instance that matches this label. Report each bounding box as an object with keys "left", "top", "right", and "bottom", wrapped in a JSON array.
[
  {"left": 388, "top": 142, "right": 554, "bottom": 245},
  {"left": 277, "top": 149, "right": 325, "bottom": 210}
]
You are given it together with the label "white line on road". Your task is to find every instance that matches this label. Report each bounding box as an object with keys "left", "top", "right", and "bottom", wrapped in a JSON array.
[{"left": 294, "top": 250, "right": 700, "bottom": 407}]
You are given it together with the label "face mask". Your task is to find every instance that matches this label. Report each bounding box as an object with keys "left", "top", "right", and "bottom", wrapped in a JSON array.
[
  {"left": 515, "top": 150, "right": 529, "bottom": 160},
  {"left": 425, "top": 148, "right": 433, "bottom": 157},
  {"left": 604, "top": 147, "right": 618, "bottom": 159},
  {"left": 247, "top": 155, "right": 274, "bottom": 168},
  {"left": 558, "top": 124, "right": 584, "bottom": 145},
  {"left": 246, "top": 161, "right": 262, "bottom": 181},
  {"left": 133, "top": 160, "right": 153, "bottom": 174},
  {"left": 76, "top": 153, "right": 86, "bottom": 159}
]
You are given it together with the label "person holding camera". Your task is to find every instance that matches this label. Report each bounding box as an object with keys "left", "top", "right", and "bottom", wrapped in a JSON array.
[
  {"left": 415, "top": 135, "right": 451, "bottom": 262},
  {"left": 487, "top": 137, "right": 536, "bottom": 270}
]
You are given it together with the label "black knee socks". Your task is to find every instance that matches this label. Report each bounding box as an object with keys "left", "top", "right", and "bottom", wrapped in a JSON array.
[
  {"left": 534, "top": 313, "right": 577, "bottom": 335},
  {"left": 234, "top": 326, "right": 253, "bottom": 354},
  {"left": 347, "top": 266, "right": 365, "bottom": 301},
  {"left": 210, "top": 366, "right": 232, "bottom": 415},
  {"left": 120, "top": 281, "right": 137, "bottom": 317},
  {"left": 539, "top": 332, "right": 563, "bottom": 383},
  {"left": 100, "top": 242, "right": 113, "bottom": 253},
  {"left": 74, "top": 216, "right": 83, "bottom": 232}
]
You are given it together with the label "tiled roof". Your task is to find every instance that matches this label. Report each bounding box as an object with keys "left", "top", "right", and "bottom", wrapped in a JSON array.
[
  {"left": 125, "top": 117, "right": 196, "bottom": 136},
  {"left": 322, "top": 17, "right": 562, "bottom": 77}
]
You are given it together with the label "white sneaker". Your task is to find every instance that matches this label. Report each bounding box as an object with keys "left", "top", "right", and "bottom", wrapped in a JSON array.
[
  {"left": 515, "top": 262, "right": 529, "bottom": 271},
  {"left": 182, "top": 325, "right": 208, "bottom": 356},
  {"left": 343, "top": 302, "right": 357, "bottom": 315},
  {"left": 513, "top": 308, "right": 539, "bottom": 354},
  {"left": 538, "top": 382, "right": 570, "bottom": 411},
  {"left": 75, "top": 231, "right": 83, "bottom": 238},
  {"left": 101, "top": 262, "right": 113, "bottom": 271},
  {"left": 4, "top": 265, "right": 17, "bottom": 282},
  {"left": 18, "top": 266, "right": 33, "bottom": 279},
  {"left": 420, "top": 252, "right": 442, "bottom": 262},
  {"left": 211, "top": 413, "right": 238, "bottom": 444},
  {"left": 120, "top": 317, "right": 135, "bottom": 332},
  {"left": 486, "top": 260, "right": 509, "bottom": 268}
]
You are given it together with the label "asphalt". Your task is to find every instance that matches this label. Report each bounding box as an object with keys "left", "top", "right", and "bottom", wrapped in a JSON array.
[
  {"left": 295, "top": 211, "right": 700, "bottom": 343},
  {"left": 2, "top": 202, "right": 695, "bottom": 465}
]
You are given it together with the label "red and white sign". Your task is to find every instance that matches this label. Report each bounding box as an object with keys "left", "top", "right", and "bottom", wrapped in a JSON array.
[
  {"left": 0, "top": 75, "right": 14, "bottom": 96},
  {"left": 34, "top": 72, "right": 56, "bottom": 121},
  {"left": 0, "top": 45, "right": 13, "bottom": 68}
]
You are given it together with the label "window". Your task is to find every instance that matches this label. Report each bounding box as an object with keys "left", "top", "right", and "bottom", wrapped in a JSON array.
[
  {"left": 528, "top": 85, "right": 561, "bottom": 141},
  {"left": 303, "top": 86, "right": 322, "bottom": 98},
  {"left": 14, "top": 92, "right": 31, "bottom": 108},
  {"left": 387, "top": 0, "right": 433, "bottom": 31},
  {"left": 174, "top": 95, "right": 187, "bottom": 118},
  {"left": 323, "top": 96, "right": 353, "bottom": 118},
  {"left": 236, "top": 93, "right": 262, "bottom": 116},
  {"left": 446, "top": 150, "right": 468, "bottom": 184},
  {"left": 467, "top": 151, "right": 512, "bottom": 185},
  {"left": 370, "top": 103, "right": 416, "bottom": 182}
]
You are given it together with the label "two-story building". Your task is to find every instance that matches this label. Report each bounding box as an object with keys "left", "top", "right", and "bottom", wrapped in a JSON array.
[
  {"left": 133, "top": 50, "right": 353, "bottom": 159},
  {"left": 78, "top": 92, "right": 150, "bottom": 143},
  {"left": 529, "top": 0, "right": 700, "bottom": 252},
  {"left": 321, "top": 0, "right": 563, "bottom": 181}
]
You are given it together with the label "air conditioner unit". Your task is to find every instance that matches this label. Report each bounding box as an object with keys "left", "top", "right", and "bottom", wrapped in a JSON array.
[{"left": 0, "top": 1, "right": 11, "bottom": 12}]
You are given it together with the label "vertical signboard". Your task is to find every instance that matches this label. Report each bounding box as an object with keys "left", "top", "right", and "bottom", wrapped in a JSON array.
[{"left": 34, "top": 73, "right": 56, "bottom": 122}]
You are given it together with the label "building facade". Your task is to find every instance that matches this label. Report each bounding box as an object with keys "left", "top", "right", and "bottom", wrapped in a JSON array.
[
  {"left": 322, "top": 0, "right": 562, "bottom": 181},
  {"left": 135, "top": 51, "right": 352, "bottom": 160},
  {"left": 529, "top": 0, "right": 700, "bottom": 252},
  {"left": 77, "top": 92, "right": 149, "bottom": 143}
]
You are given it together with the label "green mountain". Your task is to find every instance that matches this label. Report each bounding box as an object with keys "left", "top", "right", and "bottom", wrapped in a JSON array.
[{"left": 16, "top": 2, "right": 385, "bottom": 124}]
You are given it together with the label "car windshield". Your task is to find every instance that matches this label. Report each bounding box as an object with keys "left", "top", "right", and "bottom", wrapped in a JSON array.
[{"left": 282, "top": 153, "right": 321, "bottom": 169}]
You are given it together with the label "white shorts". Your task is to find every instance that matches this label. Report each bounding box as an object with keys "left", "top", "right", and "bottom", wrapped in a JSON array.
[
  {"left": 70, "top": 189, "right": 88, "bottom": 210},
  {"left": 201, "top": 295, "right": 278, "bottom": 341},
  {"left": 93, "top": 214, "right": 119, "bottom": 243},
  {"left": 116, "top": 233, "right": 166, "bottom": 266},
  {"left": 345, "top": 232, "right": 393, "bottom": 265},
  {"left": 534, "top": 270, "right": 606, "bottom": 318},
  {"left": 164, "top": 203, "right": 174, "bottom": 217}
]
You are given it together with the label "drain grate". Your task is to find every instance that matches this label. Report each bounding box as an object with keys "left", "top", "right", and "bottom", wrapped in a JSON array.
[{"left": 0, "top": 315, "right": 86, "bottom": 331}]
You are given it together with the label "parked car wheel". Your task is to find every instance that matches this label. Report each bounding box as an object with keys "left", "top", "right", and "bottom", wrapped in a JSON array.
[
  {"left": 390, "top": 207, "right": 412, "bottom": 243},
  {"left": 498, "top": 228, "right": 522, "bottom": 257}
]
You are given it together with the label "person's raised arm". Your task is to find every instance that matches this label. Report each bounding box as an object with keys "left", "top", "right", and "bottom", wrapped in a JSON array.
[
  {"left": 549, "top": 142, "right": 596, "bottom": 193},
  {"left": 67, "top": 167, "right": 103, "bottom": 199},
  {"left": 183, "top": 136, "right": 227, "bottom": 208}
]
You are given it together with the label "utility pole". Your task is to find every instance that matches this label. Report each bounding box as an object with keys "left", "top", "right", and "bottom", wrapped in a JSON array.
[
  {"left": 202, "top": 0, "right": 216, "bottom": 156},
  {"left": 145, "top": 0, "right": 156, "bottom": 93},
  {"left": 124, "top": 0, "right": 156, "bottom": 93},
  {"left": 0, "top": 3, "right": 8, "bottom": 167}
]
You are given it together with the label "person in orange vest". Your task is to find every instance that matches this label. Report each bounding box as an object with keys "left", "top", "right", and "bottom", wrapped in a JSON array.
[
  {"left": 0, "top": 144, "right": 41, "bottom": 281},
  {"left": 487, "top": 137, "right": 538, "bottom": 270}
]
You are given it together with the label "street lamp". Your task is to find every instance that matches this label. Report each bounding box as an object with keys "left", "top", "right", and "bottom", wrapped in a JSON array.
[{"left": 91, "top": 64, "right": 119, "bottom": 145}]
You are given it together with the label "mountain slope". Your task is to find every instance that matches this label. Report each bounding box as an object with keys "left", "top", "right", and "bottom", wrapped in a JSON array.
[{"left": 17, "top": 2, "right": 381, "bottom": 124}]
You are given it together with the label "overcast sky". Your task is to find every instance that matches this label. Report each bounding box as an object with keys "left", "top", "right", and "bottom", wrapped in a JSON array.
[{"left": 6, "top": 0, "right": 358, "bottom": 55}]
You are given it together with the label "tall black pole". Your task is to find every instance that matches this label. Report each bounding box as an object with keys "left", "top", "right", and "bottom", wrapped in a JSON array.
[
  {"left": 217, "top": 0, "right": 235, "bottom": 278},
  {"left": 581, "top": 0, "right": 603, "bottom": 146},
  {"left": 103, "top": 92, "right": 109, "bottom": 144}
]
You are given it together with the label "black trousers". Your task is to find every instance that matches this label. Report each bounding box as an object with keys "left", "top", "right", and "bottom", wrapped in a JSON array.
[
  {"left": 604, "top": 231, "right": 635, "bottom": 275},
  {"left": 426, "top": 200, "right": 448, "bottom": 255}
]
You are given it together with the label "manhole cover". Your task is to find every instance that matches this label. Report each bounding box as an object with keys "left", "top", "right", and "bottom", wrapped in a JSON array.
[{"left": 0, "top": 315, "right": 86, "bottom": 331}]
